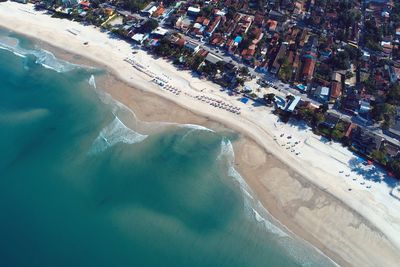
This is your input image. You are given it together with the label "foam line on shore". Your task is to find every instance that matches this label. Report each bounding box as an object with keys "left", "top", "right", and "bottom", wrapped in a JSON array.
[
  {"left": 0, "top": 34, "right": 78, "bottom": 72},
  {"left": 217, "top": 138, "right": 340, "bottom": 266},
  {"left": 89, "top": 74, "right": 96, "bottom": 89},
  {"left": 178, "top": 124, "right": 215, "bottom": 132},
  {"left": 90, "top": 76, "right": 216, "bottom": 136},
  {"left": 218, "top": 138, "right": 287, "bottom": 236},
  {"left": 2, "top": 4, "right": 399, "bottom": 264}
]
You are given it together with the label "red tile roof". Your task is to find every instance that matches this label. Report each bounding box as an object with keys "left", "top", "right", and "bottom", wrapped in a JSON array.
[
  {"left": 152, "top": 6, "right": 165, "bottom": 17},
  {"left": 302, "top": 53, "right": 317, "bottom": 80},
  {"left": 266, "top": 19, "right": 278, "bottom": 31},
  {"left": 331, "top": 81, "right": 342, "bottom": 99}
]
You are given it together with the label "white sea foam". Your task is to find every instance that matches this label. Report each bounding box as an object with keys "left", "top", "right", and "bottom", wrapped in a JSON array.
[
  {"left": 0, "top": 41, "right": 26, "bottom": 58},
  {"left": 218, "top": 138, "right": 339, "bottom": 266},
  {"left": 90, "top": 86, "right": 337, "bottom": 266},
  {"left": 89, "top": 74, "right": 96, "bottom": 89},
  {"left": 91, "top": 84, "right": 216, "bottom": 137},
  {"left": 180, "top": 129, "right": 196, "bottom": 142},
  {"left": 87, "top": 74, "right": 215, "bottom": 136},
  {"left": 217, "top": 138, "right": 288, "bottom": 236},
  {"left": 218, "top": 138, "right": 234, "bottom": 161},
  {"left": 31, "top": 49, "right": 77, "bottom": 72},
  {"left": 179, "top": 124, "right": 215, "bottom": 142},
  {"left": 178, "top": 124, "right": 214, "bottom": 132},
  {"left": 0, "top": 35, "right": 77, "bottom": 72},
  {"left": 89, "top": 116, "right": 147, "bottom": 155},
  {"left": 252, "top": 204, "right": 288, "bottom": 237},
  {"left": 93, "top": 87, "right": 140, "bottom": 122},
  {"left": 218, "top": 138, "right": 251, "bottom": 193}
]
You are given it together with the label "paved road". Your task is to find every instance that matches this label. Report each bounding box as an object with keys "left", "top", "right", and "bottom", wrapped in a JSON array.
[
  {"left": 180, "top": 31, "right": 325, "bottom": 105},
  {"left": 158, "top": 11, "right": 400, "bottom": 145}
]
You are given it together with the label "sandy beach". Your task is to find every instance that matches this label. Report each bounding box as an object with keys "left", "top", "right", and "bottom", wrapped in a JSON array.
[{"left": 1, "top": 2, "right": 400, "bottom": 266}]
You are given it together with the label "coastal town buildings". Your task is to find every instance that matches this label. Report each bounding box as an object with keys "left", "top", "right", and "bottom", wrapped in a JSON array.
[{"left": 26, "top": 0, "right": 400, "bottom": 178}]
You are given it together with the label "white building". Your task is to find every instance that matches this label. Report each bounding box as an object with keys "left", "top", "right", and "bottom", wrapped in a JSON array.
[
  {"left": 152, "top": 27, "right": 168, "bottom": 36},
  {"left": 141, "top": 2, "right": 157, "bottom": 17},
  {"left": 205, "top": 53, "right": 223, "bottom": 64},
  {"left": 187, "top": 6, "right": 201, "bottom": 16},
  {"left": 286, "top": 96, "right": 301, "bottom": 112},
  {"left": 131, "top": 33, "right": 148, "bottom": 44}
]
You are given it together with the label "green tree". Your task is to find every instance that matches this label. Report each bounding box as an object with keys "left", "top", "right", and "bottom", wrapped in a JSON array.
[
  {"left": 186, "top": 54, "right": 204, "bottom": 69},
  {"left": 264, "top": 93, "right": 275, "bottom": 103},
  {"left": 330, "top": 51, "right": 350, "bottom": 70},
  {"left": 312, "top": 112, "right": 325, "bottom": 126},
  {"left": 364, "top": 19, "right": 382, "bottom": 51},
  {"left": 201, "top": 5, "right": 213, "bottom": 17},
  {"left": 382, "top": 104, "right": 397, "bottom": 129},
  {"left": 331, "top": 129, "right": 344, "bottom": 140},
  {"left": 318, "top": 103, "right": 329, "bottom": 113},
  {"left": 124, "top": 0, "right": 151, "bottom": 12},
  {"left": 297, "top": 106, "right": 314, "bottom": 123},
  {"left": 236, "top": 77, "right": 245, "bottom": 86},
  {"left": 286, "top": 94, "right": 295, "bottom": 102},
  {"left": 389, "top": 159, "right": 400, "bottom": 178},
  {"left": 331, "top": 121, "right": 346, "bottom": 140},
  {"left": 140, "top": 19, "right": 158, "bottom": 33},
  {"left": 371, "top": 149, "right": 387, "bottom": 165},
  {"left": 238, "top": 38, "right": 251, "bottom": 50},
  {"left": 199, "top": 63, "right": 218, "bottom": 76},
  {"left": 216, "top": 61, "right": 225, "bottom": 72},
  {"left": 240, "top": 66, "right": 250, "bottom": 76},
  {"left": 278, "top": 58, "right": 293, "bottom": 82},
  {"left": 154, "top": 38, "right": 172, "bottom": 57},
  {"left": 387, "top": 84, "right": 400, "bottom": 105}
]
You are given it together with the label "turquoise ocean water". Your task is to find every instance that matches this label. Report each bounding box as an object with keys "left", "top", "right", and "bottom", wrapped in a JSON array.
[{"left": 0, "top": 29, "right": 335, "bottom": 267}]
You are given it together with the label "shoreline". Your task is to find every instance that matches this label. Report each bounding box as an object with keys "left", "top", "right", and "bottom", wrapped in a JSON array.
[
  {"left": 39, "top": 43, "right": 346, "bottom": 266},
  {"left": 1, "top": 2, "right": 400, "bottom": 266}
]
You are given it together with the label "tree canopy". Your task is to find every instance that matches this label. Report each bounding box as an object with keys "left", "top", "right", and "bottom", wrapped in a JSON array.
[{"left": 140, "top": 19, "right": 159, "bottom": 33}]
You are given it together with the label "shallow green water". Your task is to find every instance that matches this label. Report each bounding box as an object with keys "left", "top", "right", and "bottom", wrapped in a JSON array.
[{"left": 0, "top": 30, "right": 335, "bottom": 267}]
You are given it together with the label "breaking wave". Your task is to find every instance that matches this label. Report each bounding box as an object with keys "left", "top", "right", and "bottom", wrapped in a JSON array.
[
  {"left": 178, "top": 124, "right": 214, "bottom": 132},
  {"left": 89, "top": 116, "right": 147, "bottom": 155},
  {"left": 218, "top": 138, "right": 287, "bottom": 237},
  {"left": 179, "top": 124, "right": 215, "bottom": 142},
  {"left": 91, "top": 82, "right": 140, "bottom": 125},
  {"left": 218, "top": 138, "right": 338, "bottom": 266},
  {"left": 32, "top": 49, "right": 77, "bottom": 72},
  {"left": 0, "top": 35, "right": 78, "bottom": 72},
  {"left": 90, "top": 80, "right": 217, "bottom": 137},
  {"left": 85, "top": 75, "right": 336, "bottom": 266},
  {"left": 89, "top": 75, "right": 96, "bottom": 89}
]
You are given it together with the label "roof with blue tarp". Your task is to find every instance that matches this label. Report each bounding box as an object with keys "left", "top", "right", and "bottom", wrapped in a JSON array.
[{"left": 234, "top": 36, "right": 242, "bottom": 43}]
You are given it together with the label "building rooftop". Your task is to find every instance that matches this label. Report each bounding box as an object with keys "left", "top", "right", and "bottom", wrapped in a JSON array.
[{"left": 205, "top": 53, "right": 223, "bottom": 64}]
